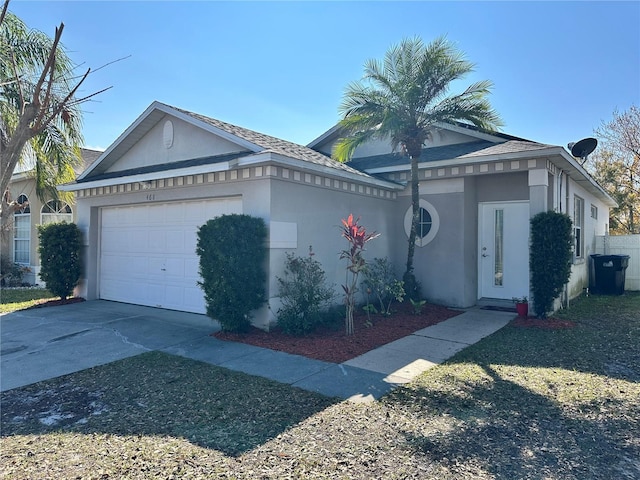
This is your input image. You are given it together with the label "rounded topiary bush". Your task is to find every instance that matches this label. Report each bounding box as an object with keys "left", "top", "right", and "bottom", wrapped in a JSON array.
[
  {"left": 530, "top": 211, "right": 573, "bottom": 318},
  {"left": 196, "top": 214, "right": 267, "bottom": 332},
  {"left": 38, "top": 222, "right": 83, "bottom": 299}
]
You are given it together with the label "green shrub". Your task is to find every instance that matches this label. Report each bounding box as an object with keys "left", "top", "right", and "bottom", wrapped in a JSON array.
[
  {"left": 276, "top": 247, "right": 335, "bottom": 336},
  {"left": 37, "top": 222, "right": 82, "bottom": 299},
  {"left": 196, "top": 214, "right": 267, "bottom": 332},
  {"left": 530, "top": 211, "right": 573, "bottom": 318},
  {"left": 0, "top": 256, "right": 27, "bottom": 287},
  {"left": 362, "top": 257, "right": 405, "bottom": 315}
]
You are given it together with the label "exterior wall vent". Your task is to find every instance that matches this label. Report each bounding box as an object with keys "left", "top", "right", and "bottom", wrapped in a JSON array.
[{"left": 163, "top": 120, "right": 174, "bottom": 149}]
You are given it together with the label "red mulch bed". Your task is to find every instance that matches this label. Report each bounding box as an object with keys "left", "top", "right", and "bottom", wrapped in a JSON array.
[
  {"left": 214, "top": 302, "right": 461, "bottom": 363},
  {"left": 511, "top": 316, "right": 576, "bottom": 329}
]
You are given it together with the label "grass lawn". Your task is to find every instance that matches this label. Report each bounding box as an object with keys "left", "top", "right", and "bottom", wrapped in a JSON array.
[
  {"left": 1, "top": 293, "right": 638, "bottom": 479},
  {"left": 0, "top": 288, "right": 55, "bottom": 313}
]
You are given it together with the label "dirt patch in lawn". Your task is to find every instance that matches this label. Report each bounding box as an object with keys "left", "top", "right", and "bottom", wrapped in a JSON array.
[
  {"left": 511, "top": 316, "right": 576, "bottom": 329},
  {"left": 215, "top": 302, "right": 462, "bottom": 363}
]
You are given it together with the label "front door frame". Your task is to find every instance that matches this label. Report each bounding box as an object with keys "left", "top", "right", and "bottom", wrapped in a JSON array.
[{"left": 478, "top": 201, "right": 530, "bottom": 301}]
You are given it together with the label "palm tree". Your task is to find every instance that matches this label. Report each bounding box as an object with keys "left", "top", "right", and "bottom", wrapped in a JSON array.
[
  {"left": 0, "top": 6, "right": 85, "bottom": 228},
  {"left": 333, "top": 36, "right": 503, "bottom": 298}
]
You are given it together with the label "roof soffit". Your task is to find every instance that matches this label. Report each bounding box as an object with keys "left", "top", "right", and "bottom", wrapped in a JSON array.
[
  {"left": 362, "top": 145, "right": 614, "bottom": 206},
  {"left": 60, "top": 151, "right": 402, "bottom": 192}
]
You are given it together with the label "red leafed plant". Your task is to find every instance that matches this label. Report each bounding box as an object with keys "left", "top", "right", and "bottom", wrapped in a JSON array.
[{"left": 340, "top": 214, "right": 379, "bottom": 335}]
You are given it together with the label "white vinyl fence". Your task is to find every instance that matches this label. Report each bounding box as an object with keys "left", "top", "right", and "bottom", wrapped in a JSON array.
[{"left": 595, "top": 234, "right": 640, "bottom": 291}]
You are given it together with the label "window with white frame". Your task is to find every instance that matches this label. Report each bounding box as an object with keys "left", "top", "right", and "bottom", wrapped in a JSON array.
[
  {"left": 13, "top": 194, "right": 30, "bottom": 264},
  {"left": 574, "top": 196, "right": 584, "bottom": 259},
  {"left": 41, "top": 200, "right": 73, "bottom": 225},
  {"left": 591, "top": 204, "right": 598, "bottom": 219},
  {"left": 404, "top": 199, "right": 440, "bottom": 247}
]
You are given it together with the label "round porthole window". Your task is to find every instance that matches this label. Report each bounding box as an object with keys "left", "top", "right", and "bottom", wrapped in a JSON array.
[{"left": 404, "top": 199, "right": 440, "bottom": 247}]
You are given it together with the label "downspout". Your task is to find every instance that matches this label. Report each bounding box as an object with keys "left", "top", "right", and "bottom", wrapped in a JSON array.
[
  {"left": 557, "top": 169, "right": 563, "bottom": 212},
  {"left": 564, "top": 171, "right": 571, "bottom": 309}
]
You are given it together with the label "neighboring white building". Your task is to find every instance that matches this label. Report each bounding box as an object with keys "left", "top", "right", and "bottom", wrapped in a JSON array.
[{"left": 60, "top": 102, "right": 615, "bottom": 328}]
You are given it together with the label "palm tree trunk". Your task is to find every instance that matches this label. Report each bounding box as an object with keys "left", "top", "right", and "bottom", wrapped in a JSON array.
[
  {"left": 406, "top": 155, "right": 419, "bottom": 272},
  {"left": 403, "top": 154, "right": 420, "bottom": 299}
]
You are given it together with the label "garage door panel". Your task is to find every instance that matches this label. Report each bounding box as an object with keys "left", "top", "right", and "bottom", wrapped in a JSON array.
[
  {"left": 165, "top": 230, "right": 187, "bottom": 254},
  {"left": 101, "top": 228, "right": 128, "bottom": 252},
  {"left": 102, "top": 227, "right": 149, "bottom": 252},
  {"left": 101, "top": 207, "right": 122, "bottom": 225},
  {"left": 99, "top": 198, "right": 242, "bottom": 314},
  {"left": 184, "top": 285, "right": 205, "bottom": 309},
  {"left": 164, "top": 285, "right": 185, "bottom": 308},
  {"left": 163, "top": 203, "right": 183, "bottom": 221},
  {"left": 148, "top": 231, "right": 166, "bottom": 251},
  {"left": 147, "top": 203, "right": 166, "bottom": 219},
  {"left": 185, "top": 230, "right": 199, "bottom": 252},
  {"left": 101, "top": 253, "right": 146, "bottom": 277},
  {"left": 184, "top": 258, "right": 199, "bottom": 277},
  {"left": 165, "top": 258, "right": 185, "bottom": 277},
  {"left": 101, "top": 279, "right": 139, "bottom": 303},
  {"left": 130, "top": 206, "right": 150, "bottom": 224},
  {"left": 146, "top": 282, "right": 165, "bottom": 307},
  {"left": 147, "top": 256, "right": 167, "bottom": 278}
]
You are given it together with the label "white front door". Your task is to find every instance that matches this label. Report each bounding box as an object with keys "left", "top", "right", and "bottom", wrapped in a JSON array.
[
  {"left": 99, "top": 197, "right": 242, "bottom": 313},
  {"left": 478, "top": 201, "right": 530, "bottom": 300}
]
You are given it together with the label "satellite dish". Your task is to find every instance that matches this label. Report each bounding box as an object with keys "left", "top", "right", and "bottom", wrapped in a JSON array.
[{"left": 569, "top": 137, "right": 597, "bottom": 163}]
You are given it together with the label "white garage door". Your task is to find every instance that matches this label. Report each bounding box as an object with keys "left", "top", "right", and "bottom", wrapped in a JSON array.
[{"left": 99, "top": 197, "right": 242, "bottom": 313}]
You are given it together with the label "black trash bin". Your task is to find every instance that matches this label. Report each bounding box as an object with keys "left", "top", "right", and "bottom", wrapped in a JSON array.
[{"left": 590, "top": 254, "right": 630, "bottom": 295}]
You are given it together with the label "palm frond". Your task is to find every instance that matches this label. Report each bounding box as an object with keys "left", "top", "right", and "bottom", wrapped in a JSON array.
[
  {"left": 332, "top": 128, "right": 375, "bottom": 163},
  {"left": 29, "top": 123, "right": 81, "bottom": 202},
  {"left": 336, "top": 35, "right": 503, "bottom": 161}
]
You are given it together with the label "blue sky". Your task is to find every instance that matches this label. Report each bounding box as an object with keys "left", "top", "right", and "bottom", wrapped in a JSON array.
[{"left": 11, "top": 1, "right": 640, "bottom": 152}]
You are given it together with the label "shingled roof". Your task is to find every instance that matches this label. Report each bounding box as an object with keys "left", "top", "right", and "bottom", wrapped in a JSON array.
[
  {"left": 347, "top": 139, "right": 553, "bottom": 171},
  {"left": 169, "top": 104, "right": 372, "bottom": 179},
  {"left": 76, "top": 151, "right": 248, "bottom": 183}
]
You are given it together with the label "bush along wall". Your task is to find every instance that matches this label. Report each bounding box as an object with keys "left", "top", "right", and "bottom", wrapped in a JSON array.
[
  {"left": 38, "top": 222, "right": 83, "bottom": 299},
  {"left": 530, "top": 211, "right": 573, "bottom": 318},
  {"left": 196, "top": 214, "right": 267, "bottom": 332},
  {"left": 276, "top": 247, "right": 335, "bottom": 336}
]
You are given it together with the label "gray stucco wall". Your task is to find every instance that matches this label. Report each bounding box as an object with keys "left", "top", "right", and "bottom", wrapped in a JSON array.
[
  {"left": 391, "top": 171, "right": 533, "bottom": 308},
  {"left": 476, "top": 172, "right": 529, "bottom": 203},
  {"left": 267, "top": 177, "right": 397, "bottom": 322},
  {"left": 73, "top": 168, "right": 400, "bottom": 328},
  {"left": 406, "top": 190, "right": 469, "bottom": 307},
  {"left": 72, "top": 158, "right": 612, "bottom": 323}
]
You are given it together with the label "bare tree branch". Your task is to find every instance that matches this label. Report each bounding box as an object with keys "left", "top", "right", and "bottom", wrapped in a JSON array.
[
  {"left": 31, "top": 23, "right": 64, "bottom": 131},
  {"left": 38, "top": 67, "right": 91, "bottom": 130},
  {"left": 0, "top": 0, "right": 9, "bottom": 26}
]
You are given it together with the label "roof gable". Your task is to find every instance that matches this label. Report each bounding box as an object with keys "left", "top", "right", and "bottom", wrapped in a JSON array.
[
  {"left": 79, "top": 101, "right": 376, "bottom": 183},
  {"left": 308, "top": 120, "right": 526, "bottom": 159},
  {"left": 80, "top": 102, "right": 258, "bottom": 180}
]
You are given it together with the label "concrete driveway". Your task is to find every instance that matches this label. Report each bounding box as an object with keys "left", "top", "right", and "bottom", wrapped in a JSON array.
[
  {"left": 1, "top": 299, "right": 513, "bottom": 401},
  {"left": 1, "top": 300, "right": 218, "bottom": 392}
]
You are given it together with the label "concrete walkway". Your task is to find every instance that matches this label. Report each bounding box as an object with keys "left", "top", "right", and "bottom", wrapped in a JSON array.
[{"left": 1, "top": 300, "right": 514, "bottom": 402}]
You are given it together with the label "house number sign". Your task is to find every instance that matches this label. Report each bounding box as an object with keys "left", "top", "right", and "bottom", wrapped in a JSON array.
[{"left": 146, "top": 194, "right": 156, "bottom": 201}]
